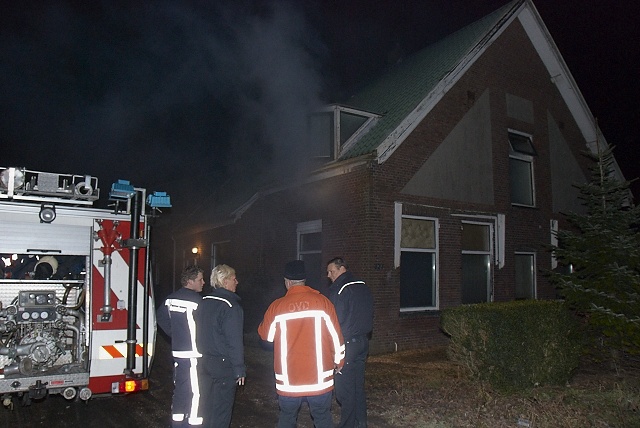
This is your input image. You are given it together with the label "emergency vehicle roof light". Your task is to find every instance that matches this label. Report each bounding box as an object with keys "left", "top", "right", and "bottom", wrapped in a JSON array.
[
  {"left": 109, "top": 180, "right": 136, "bottom": 201},
  {"left": 147, "top": 191, "right": 171, "bottom": 208}
]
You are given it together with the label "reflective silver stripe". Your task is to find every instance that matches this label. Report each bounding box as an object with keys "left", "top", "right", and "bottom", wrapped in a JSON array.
[
  {"left": 173, "top": 350, "right": 202, "bottom": 358},
  {"left": 165, "top": 298, "right": 199, "bottom": 311},
  {"left": 268, "top": 309, "right": 343, "bottom": 393},
  {"left": 165, "top": 298, "right": 200, "bottom": 355},
  {"left": 275, "top": 379, "right": 333, "bottom": 393},
  {"left": 203, "top": 295, "right": 233, "bottom": 307},
  {"left": 188, "top": 358, "right": 203, "bottom": 425},
  {"left": 337, "top": 281, "right": 365, "bottom": 295}
]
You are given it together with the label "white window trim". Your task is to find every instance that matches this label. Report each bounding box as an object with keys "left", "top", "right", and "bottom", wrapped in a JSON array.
[
  {"left": 550, "top": 219, "right": 559, "bottom": 269},
  {"left": 297, "top": 220, "right": 322, "bottom": 260},
  {"left": 394, "top": 202, "right": 439, "bottom": 312},
  {"left": 461, "top": 220, "right": 494, "bottom": 303},
  {"left": 452, "top": 213, "right": 504, "bottom": 268},
  {"left": 508, "top": 129, "right": 536, "bottom": 207},
  {"left": 324, "top": 105, "right": 380, "bottom": 160},
  {"left": 509, "top": 155, "right": 536, "bottom": 207}
]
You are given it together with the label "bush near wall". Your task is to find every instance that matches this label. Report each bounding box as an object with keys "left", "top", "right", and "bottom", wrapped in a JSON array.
[{"left": 440, "top": 300, "right": 582, "bottom": 391}]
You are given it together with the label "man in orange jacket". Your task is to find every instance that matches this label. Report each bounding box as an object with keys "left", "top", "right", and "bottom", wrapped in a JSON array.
[{"left": 258, "top": 260, "right": 345, "bottom": 428}]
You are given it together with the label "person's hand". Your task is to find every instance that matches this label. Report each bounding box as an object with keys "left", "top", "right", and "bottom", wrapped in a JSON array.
[{"left": 236, "top": 377, "right": 246, "bottom": 386}]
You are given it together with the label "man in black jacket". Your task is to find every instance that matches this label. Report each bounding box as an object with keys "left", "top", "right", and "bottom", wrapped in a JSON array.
[
  {"left": 327, "top": 257, "right": 374, "bottom": 428},
  {"left": 197, "top": 264, "right": 245, "bottom": 428},
  {"left": 157, "top": 265, "right": 205, "bottom": 427}
]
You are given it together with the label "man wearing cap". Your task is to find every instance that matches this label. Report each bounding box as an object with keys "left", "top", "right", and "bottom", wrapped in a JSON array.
[{"left": 258, "top": 260, "right": 345, "bottom": 428}]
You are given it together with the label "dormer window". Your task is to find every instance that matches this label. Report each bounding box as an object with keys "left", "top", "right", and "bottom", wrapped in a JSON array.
[{"left": 308, "top": 105, "right": 379, "bottom": 160}]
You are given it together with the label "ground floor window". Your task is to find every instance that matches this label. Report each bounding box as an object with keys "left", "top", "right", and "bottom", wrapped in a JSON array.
[
  {"left": 400, "top": 251, "right": 436, "bottom": 309},
  {"left": 297, "top": 220, "right": 322, "bottom": 290},
  {"left": 515, "top": 252, "right": 536, "bottom": 299},
  {"left": 211, "top": 241, "right": 231, "bottom": 269},
  {"left": 395, "top": 203, "right": 438, "bottom": 311},
  {"left": 461, "top": 222, "right": 492, "bottom": 304}
]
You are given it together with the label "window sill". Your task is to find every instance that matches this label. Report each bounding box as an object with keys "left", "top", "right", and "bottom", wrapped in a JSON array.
[{"left": 399, "top": 309, "right": 441, "bottom": 317}]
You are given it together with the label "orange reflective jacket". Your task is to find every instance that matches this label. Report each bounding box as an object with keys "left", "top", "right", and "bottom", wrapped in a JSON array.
[{"left": 258, "top": 285, "right": 345, "bottom": 397}]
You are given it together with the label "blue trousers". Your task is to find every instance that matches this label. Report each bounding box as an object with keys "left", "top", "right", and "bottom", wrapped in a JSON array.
[
  {"left": 277, "top": 391, "right": 333, "bottom": 428},
  {"left": 335, "top": 337, "right": 369, "bottom": 428},
  {"left": 172, "top": 358, "right": 203, "bottom": 427}
]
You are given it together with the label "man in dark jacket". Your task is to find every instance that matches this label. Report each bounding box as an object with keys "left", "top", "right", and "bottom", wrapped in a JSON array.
[
  {"left": 197, "top": 264, "right": 245, "bottom": 428},
  {"left": 157, "top": 265, "right": 205, "bottom": 427},
  {"left": 327, "top": 257, "right": 374, "bottom": 428}
]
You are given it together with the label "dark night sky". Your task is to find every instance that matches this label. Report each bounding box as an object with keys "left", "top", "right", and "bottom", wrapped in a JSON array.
[{"left": 1, "top": 0, "right": 638, "bottom": 207}]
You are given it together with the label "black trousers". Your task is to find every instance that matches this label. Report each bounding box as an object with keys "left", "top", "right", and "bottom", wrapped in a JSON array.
[
  {"left": 335, "top": 336, "right": 369, "bottom": 428},
  {"left": 199, "top": 355, "right": 238, "bottom": 428}
]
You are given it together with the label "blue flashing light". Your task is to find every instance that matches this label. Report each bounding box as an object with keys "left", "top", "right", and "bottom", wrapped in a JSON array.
[
  {"left": 147, "top": 191, "right": 171, "bottom": 208},
  {"left": 109, "top": 179, "right": 135, "bottom": 200}
]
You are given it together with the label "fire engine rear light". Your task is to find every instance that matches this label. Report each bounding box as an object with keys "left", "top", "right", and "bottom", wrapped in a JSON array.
[{"left": 112, "top": 378, "right": 149, "bottom": 394}]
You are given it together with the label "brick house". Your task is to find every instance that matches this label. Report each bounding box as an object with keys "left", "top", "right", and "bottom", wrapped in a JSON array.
[{"left": 167, "top": 0, "right": 625, "bottom": 353}]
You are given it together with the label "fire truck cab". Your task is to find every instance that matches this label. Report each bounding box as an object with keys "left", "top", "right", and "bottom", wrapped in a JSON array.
[{"left": 0, "top": 167, "right": 169, "bottom": 408}]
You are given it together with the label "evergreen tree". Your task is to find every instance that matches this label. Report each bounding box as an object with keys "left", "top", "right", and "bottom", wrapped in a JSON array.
[{"left": 550, "top": 145, "right": 640, "bottom": 354}]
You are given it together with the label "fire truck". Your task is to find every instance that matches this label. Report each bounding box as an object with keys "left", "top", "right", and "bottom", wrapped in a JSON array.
[{"left": 0, "top": 166, "right": 170, "bottom": 408}]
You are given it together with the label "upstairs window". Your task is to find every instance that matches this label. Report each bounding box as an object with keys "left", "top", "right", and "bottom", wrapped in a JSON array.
[
  {"left": 308, "top": 106, "right": 379, "bottom": 160},
  {"left": 339, "top": 111, "right": 368, "bottom": 146},
  {"left": 309, "top": 112, "right": 334, "bottom": 159},
  {"left": 509, "top": 131, "right": 536, "bottom": 207}
]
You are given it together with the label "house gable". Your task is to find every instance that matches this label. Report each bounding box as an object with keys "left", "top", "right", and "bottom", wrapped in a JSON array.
[
  {"left": 338, "top": 0, "right": 624, "bottom": 182},
  {"left": 548, "top": 111, "right": 588, "bottom": 214},
  {"left": 401, "top": 88, "right": 494, "bottom": 204}
]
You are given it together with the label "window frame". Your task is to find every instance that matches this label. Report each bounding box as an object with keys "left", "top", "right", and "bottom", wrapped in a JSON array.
[
  {"left": 508, "top": 130, "right": 536, "bottom": 207},
  {"left": 309, "top": 105, "right": 379, "bottom": 160},
  {"left": 297, "top": 220, "right": 323, "bottom": 289},
  {"left": 460, "top": 220, "right": 494, "bottom": 304},
  {"left": 394, "top": 202, "right": 439, "bottom": 312},
  {"left": 514, "top": 251, "right": 537, "bottom": 300}
]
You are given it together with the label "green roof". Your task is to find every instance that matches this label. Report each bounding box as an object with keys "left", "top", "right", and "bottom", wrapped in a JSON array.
[{"left": 340, "top": 0, "right": 520, "bottom": 160}]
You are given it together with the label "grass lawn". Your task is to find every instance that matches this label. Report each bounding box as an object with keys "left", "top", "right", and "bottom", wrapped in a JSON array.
[
  {"left": 236, "top": 342, "right": 640, "bottom": 427},
  {"left": 365, "top": 346, "right": 640, "bottom": 427}
]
